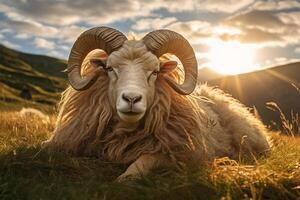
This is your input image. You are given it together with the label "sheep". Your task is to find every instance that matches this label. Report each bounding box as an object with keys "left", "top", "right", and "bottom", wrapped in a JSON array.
[
  {"left": 19, "top": 107, "right": 49, "bottom": 123},
  {"left": 43, "top": 27, "right": 270, "bottom": 181}
]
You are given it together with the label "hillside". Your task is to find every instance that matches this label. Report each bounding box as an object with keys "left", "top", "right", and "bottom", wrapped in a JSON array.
[
  {"left": 207, "top": 62, "right": 300, "bottom": 128},
  {"left": 198, "top": 67, "right": 222, "bottom": 81},
  {"left": 0, "top": 44, "right": 67, "bottom": 109}
]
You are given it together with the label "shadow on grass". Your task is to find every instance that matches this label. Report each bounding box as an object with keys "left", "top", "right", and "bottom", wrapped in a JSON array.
[
  {"left": 0, "top": 146, "right": 298, "bottom": 200},
  {"left": 0, "top": 146, "right": 218, "bottom": 200}
]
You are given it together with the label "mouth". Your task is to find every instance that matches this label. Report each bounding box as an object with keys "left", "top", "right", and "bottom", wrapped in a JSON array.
[
  {"left": 117, "top": 110, "right": 145, "bottom": 123},
  {"left": 120, "top": 111, "right": 142, "bottom": 116}
]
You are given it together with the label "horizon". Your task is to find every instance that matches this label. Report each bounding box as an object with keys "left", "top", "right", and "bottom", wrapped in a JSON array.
[{"left": 1, "top": 0, "right": 300, "bottom": 75}]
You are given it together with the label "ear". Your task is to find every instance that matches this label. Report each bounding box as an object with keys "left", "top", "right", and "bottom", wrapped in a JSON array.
[
  {"left": 90, "top": 58, "right": 106, "bottom": 68},
  {"left": 89, "top": 51, "right": 108, "bottom": 68},
  {"left": 160, "top": 60, "right": 177, "bottom": 74}
]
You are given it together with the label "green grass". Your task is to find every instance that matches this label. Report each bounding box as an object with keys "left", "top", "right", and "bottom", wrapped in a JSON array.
[
  {"left": 0, "top": 111, "right": 299, "bottom": 200},
  {"left": 0, "top": 44, "right": 67, "bottom": 107}
]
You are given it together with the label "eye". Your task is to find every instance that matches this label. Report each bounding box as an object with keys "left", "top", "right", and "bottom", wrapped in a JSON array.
[
  {"left": 151, "top": 70, "right": 159, "bottom": 76},
  {"left": 147, "top": 70, "right": 159, "bottom": 83},
  {"left": 105, "top": 66, "right": 114, "bottom": 72},
  {"left": 105, "top": 66, "right": 118, "bottom": 79}
]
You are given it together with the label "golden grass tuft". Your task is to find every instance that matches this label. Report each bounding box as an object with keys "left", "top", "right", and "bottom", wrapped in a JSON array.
[
  {"left": 210, "top": 134, "right": 300, "bottom": 199},
  {"left": 0, "top": 111, "right": 55, "bottom": 152}
]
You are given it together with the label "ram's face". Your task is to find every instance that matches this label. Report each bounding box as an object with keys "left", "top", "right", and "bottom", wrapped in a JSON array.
[
  {"left": 90, "top": 41, "right": 175, "bottom": 123},
  {"left": 107, "top": 41, "right": 159, "bottom": 123}
]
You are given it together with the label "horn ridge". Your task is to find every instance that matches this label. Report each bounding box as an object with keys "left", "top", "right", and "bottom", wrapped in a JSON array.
[
  {"left": 67, "top": 27, "right": 127, "bottom": 91},
  {"left": 143, "top": 29, "right": 198, "bottom": 95}
]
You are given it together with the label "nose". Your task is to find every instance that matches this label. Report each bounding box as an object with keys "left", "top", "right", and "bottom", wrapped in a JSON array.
[{"left": 122, "top": 92, "right": 142, "bottom": 105}]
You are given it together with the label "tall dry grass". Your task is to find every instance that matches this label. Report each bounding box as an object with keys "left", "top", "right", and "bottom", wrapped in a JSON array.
[{"left": 0, "top": 111, "right": 55, "bottom": 152}]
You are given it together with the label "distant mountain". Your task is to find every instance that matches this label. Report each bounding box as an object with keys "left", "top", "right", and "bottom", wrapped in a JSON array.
[
  {"left": 0, "top": 44, "right": 67, "bottom": 106},
  {"left": 207, "top": 62, "right": 300, "bottom": 128},
  {"left": 198, "top": 67, "right": 223, "bottom": 81}
]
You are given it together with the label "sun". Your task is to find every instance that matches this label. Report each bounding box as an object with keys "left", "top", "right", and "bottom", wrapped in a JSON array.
[{"left": 207, "top": 41, "right": 259, "bottom": 75}]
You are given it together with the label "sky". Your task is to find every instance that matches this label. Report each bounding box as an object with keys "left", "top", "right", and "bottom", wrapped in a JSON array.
[{"left": 0, "top": 0, "right": 300, "bottom": 74}]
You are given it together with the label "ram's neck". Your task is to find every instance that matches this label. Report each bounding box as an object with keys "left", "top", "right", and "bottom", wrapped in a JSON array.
[{"left": 114, "top": 120, "right": 140, "bottom": 132}]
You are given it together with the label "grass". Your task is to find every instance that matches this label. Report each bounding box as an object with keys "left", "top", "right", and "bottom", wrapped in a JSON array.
[{"left": 0, "top": 110, "right": 299, "bottom": 200}]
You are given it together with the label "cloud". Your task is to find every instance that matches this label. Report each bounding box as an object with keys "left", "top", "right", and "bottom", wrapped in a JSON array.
[
  {"left": 264, "top": 57, "right": 300, "bottom": 67},
  {"left": 225, "top": 10, "right": 286, "bottom": 32},
  {"left": 0, "top": 0, "right": 154, "bottom": 26},
  {"left": 58, "top": 25, "right": 86, "bottom": 43},
  {"left": 0, "top": 0, "right": 256, "bottom": 30},
  {"left": 252, "top": 0, "right": 300, "bottom": 11},
  {"left": 0, "top": 19, "right": 58, "bottom": 38},
  {"left": 130, "top": 19, "right": 213, "bottom": 47},
  {"left": 0, "top": 0, "right": 264, "bottom": 53},
  {"left": 196, "top": 0, "right": 255, "bottom": 13},
  {"left": 166, "top": 20, "right": 212, "bottom": 43},
  {"left": 34, "top": 38, "right": 55, "bottom": 50},
  {"left": 48, "top": 50, "right": 65, "bottom": 59},
  {"left": 219, "top": 28, "right": 283, "bottom": 45},
  {"left": 160, "top": 0, "right": 255, "bottom": 13},
  {"left": 221, "top": 10, "right": 300, "bottom": 47},
  {"left": 274, "top": 57, "right": 288, "bottom": 63},
  {"left": 162, "top": 20, "right": 214, "bottom": 65},
  {"left": 1, "top": 40, "right": 21, "bottom": 49},
  {"left": 0, "top": 16, "right": 86, "bottom": 43},
  {"left": 15, "top": 33, "right": 31, "bottom": 39},
  {"left": 131, "top": 17, "right": 177, "bottom": 31},
  {"left": 137, "top": 0, "right": 255, "bottom": 14},
  {"left": 278, "top": 11, "right": 300, "bottom": 25}
]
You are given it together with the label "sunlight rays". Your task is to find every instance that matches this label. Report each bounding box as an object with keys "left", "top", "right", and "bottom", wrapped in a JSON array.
[{"left": 207, "top": 41, "right": 259, "bottom": 75}]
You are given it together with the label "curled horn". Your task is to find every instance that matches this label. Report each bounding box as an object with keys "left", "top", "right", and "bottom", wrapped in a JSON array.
[
  {"left": 143, "top": 30, "right": 198, "bottom": 95},
  {"left": 67, "top": 27, "right": 127, "bottom": 91}
]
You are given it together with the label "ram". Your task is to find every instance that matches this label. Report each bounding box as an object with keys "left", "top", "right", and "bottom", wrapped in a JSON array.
[{"left": 43, "top": 27, "right": 270, "bottom": 181}]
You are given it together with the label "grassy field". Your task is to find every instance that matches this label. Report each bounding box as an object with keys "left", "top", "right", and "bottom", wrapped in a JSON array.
[
  {"left": 0, "top": 109, "right": 299, "bottom": 200},
  {"left": 0, "top": 44, "right": 299, "bottom": 199}
]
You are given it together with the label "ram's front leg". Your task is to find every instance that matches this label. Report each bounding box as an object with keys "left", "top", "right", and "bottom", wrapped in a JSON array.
[{"left": 117, "top": 154, "right": 168, "bottom": 182}]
